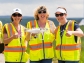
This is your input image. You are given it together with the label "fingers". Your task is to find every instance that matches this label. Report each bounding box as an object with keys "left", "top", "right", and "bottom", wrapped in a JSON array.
[
  {"left": 66, "top": 31, "right": 72, "bottom": 37},
  {"left": 66, "top": 33, "right": 71, "bottom": 37},
  {"left": 15, "top": 35, "right": 18, "bottom": 38},
  {"left": 12, "top": 33, "right": 18, "bottom": 39}
]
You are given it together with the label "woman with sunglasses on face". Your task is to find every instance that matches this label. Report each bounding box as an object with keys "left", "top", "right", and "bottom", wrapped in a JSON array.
[
  {"left": 3, "top": 8, "right": 29, "bottom": 63},
  {"left": 26, "top": 6, "right": 56, "bottom": 63},
  {"left": 54, "top": 7, "right": 84, "bottom": 63}
]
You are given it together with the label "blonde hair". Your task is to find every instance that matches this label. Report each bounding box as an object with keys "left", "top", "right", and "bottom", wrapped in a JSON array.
[{"left": 34, "top": 6, "right": 49, "bottom": 20}]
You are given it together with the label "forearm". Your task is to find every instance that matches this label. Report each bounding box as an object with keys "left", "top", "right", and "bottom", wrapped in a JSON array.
[
  {"left": 3, "top": 36, "right": 13, "bottom": 44},
  {"left": 72, "top": 31, "right": 83, "bottom": 37}
]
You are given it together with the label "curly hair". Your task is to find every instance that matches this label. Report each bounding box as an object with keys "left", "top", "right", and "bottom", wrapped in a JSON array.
[{"left": 34, "top": 6, "right": 49, "bottom": 20}]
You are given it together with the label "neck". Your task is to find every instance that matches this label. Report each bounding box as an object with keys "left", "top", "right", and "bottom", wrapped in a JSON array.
[
  {"left": 12, "top": 22, "right": 19, "bottom": 27},
  {"left": 61, "top": 20, "right": 67, "bottom": 25},
  {"left": 38, "top": 19, "right": 46, "bottom": 23},
  {"left": 38, "top": 20, "right": 46, "bottom": 28}
]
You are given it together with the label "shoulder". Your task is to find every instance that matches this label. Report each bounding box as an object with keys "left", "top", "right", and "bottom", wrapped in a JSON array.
[
  {"left": 48, "top": 20, "right": 56, "bottom": 27},
  {"left": 0, "top": 21, "right": 2, "bottom": 23},
  {"left": 71, "top": 20, "right": 79, "bottom": 29},
  {"left": 68, "top": 20, "right": 79, "bottom": 30},
  {"left": 27, "top": 20, "right": 36, "bottom": 24},
  {"left": 74, "top": 22, "right": 79, "bottom": 30},
  {"left": 0, "top": 21, "right": 3, "bottom": 25},
  {"left": 3, "top": 23, "right": 9, "bottom": 27},
  {"left": 20, "top": 25, "right": 26, "bottom": 28},
  {"left": 48, "top": 20, "right": 56, "bottom": 33},
  {"left": 48, "top": 20, "right": 55, "bottom": 24}
]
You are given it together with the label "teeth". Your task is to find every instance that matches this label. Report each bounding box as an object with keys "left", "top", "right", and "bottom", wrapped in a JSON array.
[{"left": 41, "top": 16, "right": 45, "bottom": 18}]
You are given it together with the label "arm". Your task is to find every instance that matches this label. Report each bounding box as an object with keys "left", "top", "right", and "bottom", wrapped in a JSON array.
[
  {"left": 66, "top": 28, "right": 83, "bottom": 37},
  {"left": 3, "top": 27, "right": 18, "bottom": 44},
  {"left": 48, "top": 20, "right": 56, "bottom": 34},
  {"left": 66, "top": 23, "right": 84, "bottom": 37}
]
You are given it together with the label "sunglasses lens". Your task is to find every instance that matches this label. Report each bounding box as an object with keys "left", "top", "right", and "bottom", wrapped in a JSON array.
[
  {"left": 55, "top": 14, "right": 59, "bottom": 17},
  {"left": 12, "top": 13, "right": 16, "bottom": 17},
  {"left": 55, "top": 13, "right": 64, "bottom": 17},
  {"left": 38, "top": 11, "right": 41, "bottom": 14},
  {"left": 60, "top": 13, "right": 64, "bottom": 16},
  {"left": 12, "top": 13, "right": 22, "bottom": 17},
  {"left": 43, "top": 11, "right": 46, "bottom": 13},
  {"left": 38, "top": 10, "right": 46, "bottom": 14},
  {"left": 18, "top": 14, "right": 22, "bottom": 17}
]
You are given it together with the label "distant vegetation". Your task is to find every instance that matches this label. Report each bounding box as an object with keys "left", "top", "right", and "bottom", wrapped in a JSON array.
[{"left": 0, "top": 16, "right": 83, "bottom": 26}]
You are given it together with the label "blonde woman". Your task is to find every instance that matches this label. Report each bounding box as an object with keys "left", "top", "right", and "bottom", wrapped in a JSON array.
[{"left": 26, "top": 6, "right": 56, "bottom": 63}]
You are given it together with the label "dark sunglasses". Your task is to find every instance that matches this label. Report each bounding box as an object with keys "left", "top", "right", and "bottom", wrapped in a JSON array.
[
  {"left": 55, "top": 13, "right": 65, "bottom": 17},
  {"left": 38, "top": 10, "right": 46, "bottom": 14},
  {"left": 12, "top": 13, "right": 22, "bottom": 17}
]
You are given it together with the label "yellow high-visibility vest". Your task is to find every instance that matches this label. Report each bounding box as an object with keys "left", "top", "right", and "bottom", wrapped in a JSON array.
[
  {"left": 55, "top": 20, "right": 81, "bottom": 61},
  {"left": 0, "top": 21, "right": 3, "bottom": 42},
  {"left": 3, "top": 23, "right": 29, "bottom": 62},
  {"left": 27, "top": 20, "right": 55, "bottom": 61}
]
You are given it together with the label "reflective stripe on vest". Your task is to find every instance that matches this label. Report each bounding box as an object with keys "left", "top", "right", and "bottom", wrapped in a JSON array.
[
  {"left": 4, "top": 46, "right": 26, "bottom": 52},
  {"left": 30, "top": 42, "right": 52, "bottom": 50},
  {"left": 30, "top": 20, "right": 36, "bottom": 28},
  {"left": 56, "top": 44, "right": 81, "bottom": 51},
  {"left": 55, "top": 20, "right": 75, "bottom": 38},
  {"left": 67, "top": 20, "right": 74, "bottom": 31},
  {"left": 8, "top": 23, "right": 13, "bottom": 36},
  {"left": 4, "top": 23, "right": 26, "bottom": 52}
]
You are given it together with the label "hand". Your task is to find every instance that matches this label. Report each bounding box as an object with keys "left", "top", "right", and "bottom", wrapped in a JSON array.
[
  {"left": 12, "top": 33, "right": 18, "bottom": 39},
  {"left": 66, "top": 31, "right": 73, "bottom": 37}
]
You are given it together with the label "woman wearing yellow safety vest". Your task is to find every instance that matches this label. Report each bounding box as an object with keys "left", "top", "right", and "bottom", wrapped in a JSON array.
[
  {"left": 0, "top": 21, "right": 4, "bottom": 53},
  {"left": 26, "top": 6, "right": 56, "bottom": 63},
  {"left": 54, "top": 7, "right": 84, "bottom": 63},
  {"left": 0, "top": 21, "right": 3, "bottom": 43},
  {"left": 3, "top": 8, "right": 29, "bottom": 63}
]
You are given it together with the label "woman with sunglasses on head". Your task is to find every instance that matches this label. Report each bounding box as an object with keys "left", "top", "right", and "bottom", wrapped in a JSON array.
[
  {"left": 54, "top": 7, "right": 84, "bottom": 63},
  {"left": 26, "top": 6, "right": 56, "bottom": 63},
  {"left": 3, "top": 8, "right": 29, "bottom": 63}
]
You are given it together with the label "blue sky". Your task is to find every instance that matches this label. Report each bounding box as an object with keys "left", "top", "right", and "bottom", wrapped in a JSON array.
[{"left": 0, "top": 0, "right": 83, "bottom": 18}]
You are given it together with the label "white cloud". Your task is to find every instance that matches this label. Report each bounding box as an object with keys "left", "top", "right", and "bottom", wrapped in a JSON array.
[{"left": 0, "top": 0, "right": 83, "bottom": 18}]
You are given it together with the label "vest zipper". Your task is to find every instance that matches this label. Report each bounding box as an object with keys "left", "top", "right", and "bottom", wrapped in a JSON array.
[
  {"left": 11, "top": 23, "right": 23, "bottom": 62},
  {"left": 60, "top": 35, "right": 62, "bottom": 60},
  {"left": 60, "top": 25, "right": 66, "bottom": 60},
  {"left": 19, "top": 27, "right": 23, "bottom": 62},
  {"left": 20, "top": 37, "right": 23, "bottom": 62},
  {"left": 42, "top": 33, "right": 45, "bottom": 59}
]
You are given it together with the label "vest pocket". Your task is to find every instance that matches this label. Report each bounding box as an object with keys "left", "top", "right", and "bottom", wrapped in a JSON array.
[
  {"left": 22, "top": 52, "right": 29, "bottom": 62},
  {"left": 30, "top": 50, "right": 42, "bottom": 60},
  {"left": 5, "top": 52, "right": 20, "bottom": 62}
]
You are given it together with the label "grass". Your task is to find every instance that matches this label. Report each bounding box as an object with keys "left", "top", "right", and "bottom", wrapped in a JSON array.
[
  {"left": 80, "top": 38, "right": 84, "bottom": 63},
  {"left": 79, "top": 26, "right": 84, "bottom": 63}
]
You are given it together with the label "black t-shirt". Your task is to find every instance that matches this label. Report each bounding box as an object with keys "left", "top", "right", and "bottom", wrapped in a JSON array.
[{"left": 60, "top": 21, "right": 79, "bottom": 42}]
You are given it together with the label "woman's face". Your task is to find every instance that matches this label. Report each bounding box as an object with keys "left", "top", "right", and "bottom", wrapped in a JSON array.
[
  {"left": 55, "top": 12, "right": 67, "bottom": 24},
  {"left": 37, "top": 9, "right": 48, "bottom": 20},
  {"left": 12, "top": 12, "right": 22, "bottom": 23}
]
